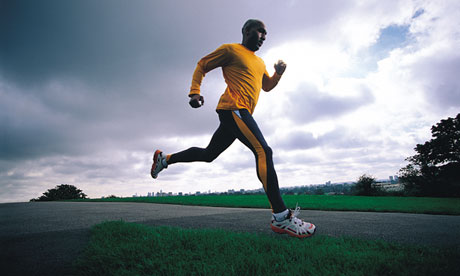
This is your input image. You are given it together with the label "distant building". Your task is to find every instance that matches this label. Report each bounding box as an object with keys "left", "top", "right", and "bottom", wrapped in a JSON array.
[
  {"left": 373, "top": 182, "right": 403, "bottom": 191},
  {"left": 156, "top": 191, "right": 167, "bottom": 197}
]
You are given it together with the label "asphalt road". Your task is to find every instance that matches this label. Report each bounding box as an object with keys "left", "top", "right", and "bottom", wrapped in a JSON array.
[{"left": 1, "top": 202, "right": 460, "bottom": 276}]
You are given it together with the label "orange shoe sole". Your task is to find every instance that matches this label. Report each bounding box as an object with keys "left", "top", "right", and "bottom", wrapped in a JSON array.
[
  {"left": 271, "top": 224, "right": 316, "bottom": 238},
  {"left": 151, "top": 150, "right": 162, "bottom": 179}
]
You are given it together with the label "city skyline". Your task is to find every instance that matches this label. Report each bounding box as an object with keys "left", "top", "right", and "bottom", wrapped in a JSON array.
[{"left": 123, "top": 175, "right": 400, "bottom": 199}]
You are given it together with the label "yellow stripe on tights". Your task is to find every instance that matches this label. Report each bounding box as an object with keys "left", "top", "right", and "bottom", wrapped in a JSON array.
[{"left": 231, "top": 112, "right": 268, "bottom": 191}]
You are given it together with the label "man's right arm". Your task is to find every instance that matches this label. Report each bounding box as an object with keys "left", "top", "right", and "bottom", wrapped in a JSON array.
[{"left": 189, "top": 45, "right": 230, "bottom": 103}]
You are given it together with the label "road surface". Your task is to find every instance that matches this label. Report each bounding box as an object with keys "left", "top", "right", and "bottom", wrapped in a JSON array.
[{"left": 1, "top": 202, "right": 459, "bottom": 275}]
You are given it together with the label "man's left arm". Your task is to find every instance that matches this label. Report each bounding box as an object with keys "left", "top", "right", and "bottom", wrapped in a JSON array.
[{"left": 262, "top": 60, "right": 287, "bottom": 92}]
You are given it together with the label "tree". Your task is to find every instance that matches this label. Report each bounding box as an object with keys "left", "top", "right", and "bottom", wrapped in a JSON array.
[
  {"left": 399, "top": 113, "right": 460, "bottom": 197},
  {"left": 353, "top": 174, "right": 381, "bottom": 196},
  {"left": 30, "top": 184, "right": 87, "bottom": 201}
]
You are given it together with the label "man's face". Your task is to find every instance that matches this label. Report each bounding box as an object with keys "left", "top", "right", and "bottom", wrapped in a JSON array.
[{"left": 245, "top": 22, "right": 267, "bottom": 51}]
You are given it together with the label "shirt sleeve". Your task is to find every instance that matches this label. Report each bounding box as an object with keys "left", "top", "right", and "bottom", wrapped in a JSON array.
[
  {"left": 262, "top": 70, "right": 282, "bottom": 92},
  {"left": 189, "top": 45, "right": 230, "bottom": 96}
]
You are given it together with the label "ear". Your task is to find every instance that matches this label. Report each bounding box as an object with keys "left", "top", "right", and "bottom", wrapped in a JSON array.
[{"left": 242, "top": 29, "right": 249, "bottom": 41}]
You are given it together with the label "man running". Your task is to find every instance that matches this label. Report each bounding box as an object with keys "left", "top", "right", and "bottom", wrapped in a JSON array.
[{"left": 151, "top": 19, "right": 316, "bottom": 238}]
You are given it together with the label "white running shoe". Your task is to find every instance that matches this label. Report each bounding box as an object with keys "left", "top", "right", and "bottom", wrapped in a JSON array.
[
  {"left": 151, "top": 150, "right": 168, "bottom": 179},
  {"left": 271, "top": 204, "right": 316, "bottom": 238}
]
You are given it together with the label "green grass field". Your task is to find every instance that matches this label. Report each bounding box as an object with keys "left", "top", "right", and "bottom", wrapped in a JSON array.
[
  {"left": 76, "top": 194, "right": 460, "bottom": 215},
  {"left": 74, "top": 221, "right": 459, "bottom": 276}
]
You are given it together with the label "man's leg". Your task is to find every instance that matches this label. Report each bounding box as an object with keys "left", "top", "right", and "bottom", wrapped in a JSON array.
[
  {"left": 218, "top": 109, "right": 287, "bottom": 213},
  {"left": 166, "top": 121, "right": 236, "bottom": 165},
  {"left": 151, "top": 121, "right": 235, "bottom": 179}
]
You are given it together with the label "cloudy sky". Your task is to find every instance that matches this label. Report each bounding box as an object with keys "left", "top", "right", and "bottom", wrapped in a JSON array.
[{"left": 1, "top": 0, "right": 459, "bottom": 203}]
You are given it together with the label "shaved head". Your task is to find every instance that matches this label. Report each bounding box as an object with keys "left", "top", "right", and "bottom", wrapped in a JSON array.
[{"left": 242, "top": 19, "right": 264, "bottom": 34}]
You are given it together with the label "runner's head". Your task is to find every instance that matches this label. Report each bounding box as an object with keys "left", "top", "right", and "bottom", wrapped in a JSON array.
[{"left": 242, "top": 19, "right": 266, "bottom": 52}]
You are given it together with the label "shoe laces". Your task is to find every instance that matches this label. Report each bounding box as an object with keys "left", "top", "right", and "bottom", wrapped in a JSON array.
[{"left": 290, "top": 203, "right": 304, "bottom": 226}]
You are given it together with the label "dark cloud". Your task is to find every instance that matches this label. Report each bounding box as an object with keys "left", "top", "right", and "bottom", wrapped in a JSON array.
[
  {"left": 276, "top": 130, "right": 320, "bottom": 150},
  {"left": 275, "top": 126, "right": 378, "bottom": 152},
  {"left": 0, "top": 86, "right": 221, "bottom": 163},
  {"left": 0, "top": 0, "right": 350, "bottom": 87},
  {"left": 411, "top": 53, "right": 460, "bottom": 109},
  {"left": 284, "top": 82, "right": 374, "bottom": 124},
  {"left": 0, "top": 0, "right": 233, "bottom": 86},
  {"left": 319, "top": 127, "right": 380, "bottom": 149},
  {"left": 3, "top": 0, "right": 340, "bottom": 164}
]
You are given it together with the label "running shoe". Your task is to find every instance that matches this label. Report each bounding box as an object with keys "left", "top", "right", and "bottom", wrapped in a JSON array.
[
  {"left": 271, "top": 204, "right": 316, "bottom": 238},
  {"left": 151, "top": 150, "right": 167, "bottom": 179}
]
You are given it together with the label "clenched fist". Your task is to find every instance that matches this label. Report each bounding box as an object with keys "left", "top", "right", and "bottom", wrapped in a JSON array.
[
  {"left": 274, "top": 60, "right": 287, "bottom": 75},
  {"left": 189, "top": 94, "right": 204, "bottom": 108}
]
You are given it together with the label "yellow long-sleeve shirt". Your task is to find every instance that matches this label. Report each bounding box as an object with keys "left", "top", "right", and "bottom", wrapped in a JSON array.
[{"left": 189, "top": 43, "right": 282, "bottom": 114}]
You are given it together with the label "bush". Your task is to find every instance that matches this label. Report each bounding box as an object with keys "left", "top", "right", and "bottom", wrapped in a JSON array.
[
  {"left": 353, "top": 174, "right": 383, "bottom": 196},
  {"left": 30, "top": 184, "right": 87, "bottom": 201}
]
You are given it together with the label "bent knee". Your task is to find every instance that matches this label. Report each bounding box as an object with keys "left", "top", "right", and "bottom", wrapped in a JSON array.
[
  {"left": 264, "top": 146, "right": 273, "bottom": 156},
  {"left": 203, "top": 152, "right": 219, "bottom": 163},
  {"left": 203, "top": 156, "right": 216, "bottom": 162},
  {"left": 255, "top": 145, "right": 273, "bottom": 158}
]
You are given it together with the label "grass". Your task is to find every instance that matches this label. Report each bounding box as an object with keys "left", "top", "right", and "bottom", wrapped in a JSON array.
[
  {"left": 74, "top": 221, "right": 460, "bottom": 276},
  {"left": 74, "top": 194, "right": 460, "bottom": 215}
]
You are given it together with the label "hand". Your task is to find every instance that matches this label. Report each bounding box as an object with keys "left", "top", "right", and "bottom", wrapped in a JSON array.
[
  {"left": 274, "top": 60, "right": 287, "bottom": 75},
  {"left": 189, "top": 94, "right": 204, "bottom": 108}
]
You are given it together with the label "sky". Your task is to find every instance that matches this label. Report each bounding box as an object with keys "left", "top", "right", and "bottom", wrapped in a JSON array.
[{"left": 1, "top": 0, "right": 459, "bottom": 203}]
